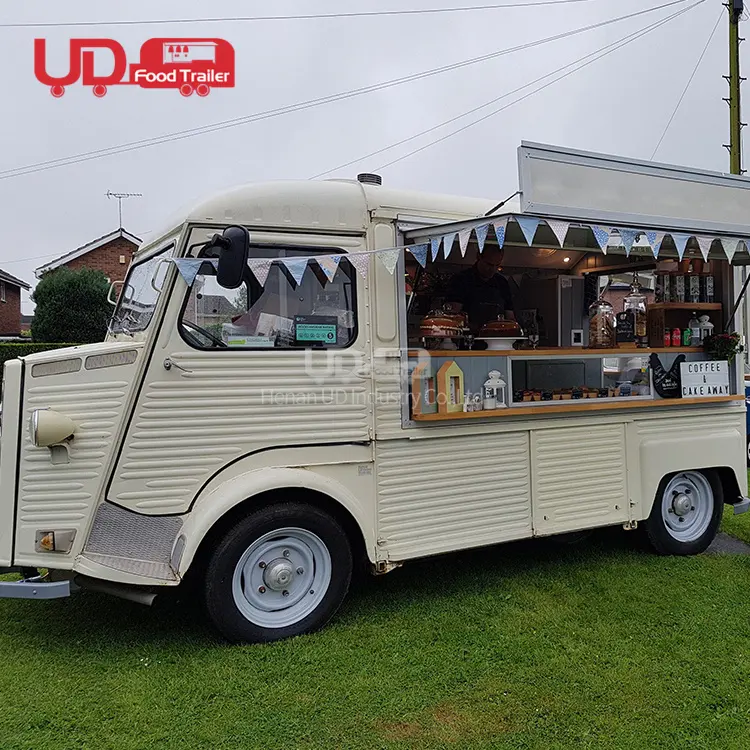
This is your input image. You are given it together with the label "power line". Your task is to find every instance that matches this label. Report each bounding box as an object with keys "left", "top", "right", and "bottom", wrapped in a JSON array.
[
  {"left": 0, "top": 0, "right": 692, "bottom": 181},
  {"left": 310, "top": 3, "right": 699, "bottom": 179},
  {"left": 371, "top": 0, "right": 703, "bottom": 171},
  {"left": 650, "top": 8, "right": 722, "bottom": 159},
  {"left": 0, "top": 0, "right": 636, "bottom": 28}
]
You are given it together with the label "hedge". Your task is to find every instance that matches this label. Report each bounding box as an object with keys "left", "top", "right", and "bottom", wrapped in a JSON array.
[{"left": 0, "top": 343, "right": 78, "bottom": 369}]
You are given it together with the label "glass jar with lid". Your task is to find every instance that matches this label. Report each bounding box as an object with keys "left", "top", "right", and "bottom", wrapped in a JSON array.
[
  {"left": 623, "top": 274, "right": 648, "bottom": 347},
  {"left": 588, "top": 297, "right": 616, "bottom": 348}
]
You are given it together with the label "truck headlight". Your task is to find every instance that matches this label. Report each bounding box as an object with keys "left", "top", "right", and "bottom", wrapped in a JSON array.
[{"left": 29, "top": 409, "right": 76, "bottom": 447}]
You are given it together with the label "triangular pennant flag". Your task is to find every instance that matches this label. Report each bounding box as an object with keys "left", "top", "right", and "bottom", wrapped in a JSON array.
[
  {"left": 721, "top": 237, "right": 740, "bottom": 263},
  {"left": 430, "top": 237, "right": 441, "bottom": 262},
  {"left": 378, "top": 248, "right": 400, "bottom": 275},
  {"left": 474, "top": 224, "right": 490, "bottom": 253},
  {"left": 458, "top": 228, "right": 472, "bottom": 257},
  {"left": 546, "top": 219, "right": 569, "bottom": 247},
  {"left": 317, "top": 254, "right": 341, "bottom": 283},
  {"left": 408, "top": 243, "right": 428, "bottom": 268},
  {"left": 591, "top": 225, "right": 611, "bottom": 253},
  {"left": 670, "top": 233, "right": 691, "bottom": 261},
  {"left": 443, "top": 233, "right": 456, "bottom": 259},
  {"left": 696, "top": 236, "right": 713, "bottom": 262},
  {"left": 515, "top": 216, "right": 540, "bottom": 246},
  {"left": 618, "top": 228, "right": 638, "bottom": 257},
  {"left": 248, "top": 258, "right": 273, "bottom": 287},
  {"left": 173, "top": 258, "right": 207, "bottom": 286},
  {"left": 493, "top": 217, "right": 509, "bottom": 249},
  {"left": 282, "top": 257, "right": 308, "bottom": 286},
  {"left": 645, "top": 231, "right": 665, "bottom": 259},
  {"left": 348, "top": 253, "right": 370, "bottom": 279}
]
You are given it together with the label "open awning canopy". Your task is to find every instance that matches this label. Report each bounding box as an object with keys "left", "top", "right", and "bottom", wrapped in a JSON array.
[{"left": 403, "top": 142, "right": 750, "bottom": 265}]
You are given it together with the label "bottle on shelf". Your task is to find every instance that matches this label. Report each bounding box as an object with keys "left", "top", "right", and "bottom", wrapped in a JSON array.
[{"left": 688, "top": 312, "right": 701, "bottom": 347}]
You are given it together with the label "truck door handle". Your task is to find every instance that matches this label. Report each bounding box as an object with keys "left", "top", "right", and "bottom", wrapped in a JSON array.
[{"left": 163, "top": 357, "right": 192, "bottom": 373}]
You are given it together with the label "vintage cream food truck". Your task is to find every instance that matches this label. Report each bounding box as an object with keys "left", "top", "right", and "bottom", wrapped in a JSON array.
[{"left": 1, "top": 143, "right": 748, "bottom": 643}]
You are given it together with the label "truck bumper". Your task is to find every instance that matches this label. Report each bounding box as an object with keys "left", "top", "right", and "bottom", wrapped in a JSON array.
[
  {"left": 733, "top": 496, "right": 750, "bottom": 515},
  {"left": 0, "top": 572, "right": 71, "bottom": 599}
]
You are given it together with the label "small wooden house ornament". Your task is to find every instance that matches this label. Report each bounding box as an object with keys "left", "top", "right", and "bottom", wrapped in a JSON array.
[
  {"left": 411, "top": 362, "right": 437, "bottom": 416},
  {"left": 436, "top": 360, "right": 465, "bottom": 414}
]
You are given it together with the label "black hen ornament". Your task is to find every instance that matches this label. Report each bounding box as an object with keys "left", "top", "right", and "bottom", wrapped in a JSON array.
[{"left": 649, "top": 353, "right": 685, "bottom": 399}]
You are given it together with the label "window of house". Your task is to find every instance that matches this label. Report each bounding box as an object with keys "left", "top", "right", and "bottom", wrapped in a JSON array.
[
  {"left": 179, "top": 245, "right": 357, "bottom": 350},
  {"left": 0, "top": 282, "right": 6, "bottom": 303}
]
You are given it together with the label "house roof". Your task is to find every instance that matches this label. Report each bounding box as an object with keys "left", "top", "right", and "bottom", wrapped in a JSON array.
[
  {"left": 35, "top": 228, "right": 141, "bottom": 279},
  {"left": 0, "top": 268, "right": 31, "bottom": 290}
]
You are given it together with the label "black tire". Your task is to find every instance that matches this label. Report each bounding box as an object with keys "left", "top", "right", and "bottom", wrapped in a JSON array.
[
  {"left": 204, "top": 502, "right": 352, "bottom": 644},
  {"left": 645, "top": 470, "right": 723, "bottom": 556}
]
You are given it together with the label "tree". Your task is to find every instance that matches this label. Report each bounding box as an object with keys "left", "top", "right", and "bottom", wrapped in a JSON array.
[{"left": 31, "top": 267, "right": 112, "bottom": 343}]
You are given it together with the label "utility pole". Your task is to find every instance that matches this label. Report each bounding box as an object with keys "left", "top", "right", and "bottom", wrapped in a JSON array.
[
  {"left": 725, "top": 0, "right": 745, "bottom": 174},
  {"left": 105, "top": 190, "right": 142, "bottom": 229}
]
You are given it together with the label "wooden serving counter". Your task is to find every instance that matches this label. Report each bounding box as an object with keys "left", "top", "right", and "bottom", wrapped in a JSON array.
[{"left": 408, "top": 345, "right": 740, "bottom": 422}]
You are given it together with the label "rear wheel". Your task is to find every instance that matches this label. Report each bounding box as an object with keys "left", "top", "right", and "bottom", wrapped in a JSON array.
[
  {"left": 645, "top": 470, "right": 722, "bottom": 555},
  {"left": 204, "top": 503, "right": 352, "bottom": 643}
]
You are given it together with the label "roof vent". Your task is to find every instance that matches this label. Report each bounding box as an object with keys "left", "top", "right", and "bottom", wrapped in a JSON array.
[{"left": 357, "top": 173, "right": 382, "bottom": 186}]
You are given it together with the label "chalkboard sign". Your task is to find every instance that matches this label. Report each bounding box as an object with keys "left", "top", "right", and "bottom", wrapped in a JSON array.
[
  {"left": 650, "top": 353, "right": 685, "bottom": 399},
  {"left": 616, "top": 311, "right": 634, "bottom": 343}
]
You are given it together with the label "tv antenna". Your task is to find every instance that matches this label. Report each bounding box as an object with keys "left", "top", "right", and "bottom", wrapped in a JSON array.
[{"left": 105, "top": 190, "right": 142, "bottom": 228}]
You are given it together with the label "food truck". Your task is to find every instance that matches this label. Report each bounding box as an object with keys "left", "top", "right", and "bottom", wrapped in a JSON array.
[{"left": 1, "top": 142, "right": 748, "bottom": 643}]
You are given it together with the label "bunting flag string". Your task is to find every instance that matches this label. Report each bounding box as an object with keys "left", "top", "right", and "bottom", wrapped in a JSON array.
[
  {"left": 515, "top": 216, "right": 540, "bottom": 246},
  {"left": 378, "top": 248, "right": 400, "bottom": 275},
  {"left": 493, "top": 217, "right": 509, "bottom": 249},
  {"left": 475, "top": 223, "right": 490, "bottom": 253},
  {"left": 317, "top": 254, "right": 341, "bottom": 282},
  {"left": 169, "top": 213, "right": 750, "bottom": 293},
  {"left": 443, "top": 233, "right": 456, "bottom": 259},
  {"left": 670, "top": 233, "right": 691, "bottom": 262},
  {"left": 546, "top": 219, "right": 570, "bottom": 248},
  {"left": 408, "top": 243, "right": 428, "bottom": 268},
  {"left": 458, "top": 228, "right": 472, "bottom": 257}
]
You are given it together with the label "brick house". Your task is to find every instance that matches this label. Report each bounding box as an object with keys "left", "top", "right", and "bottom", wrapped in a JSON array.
[
  {"left": 35, "top": 228, "right": 141, "bottom": 283},
  {"left": 0, "top": 269, "right": 31, "bottom": 337}
]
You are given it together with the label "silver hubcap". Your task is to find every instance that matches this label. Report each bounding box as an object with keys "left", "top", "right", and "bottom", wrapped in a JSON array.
[
  {"left": 232, "top": 527, "right": 331, "bottom": 629},
  {"left": 661, "top": 472, "right": 713, "bottom": 543}
]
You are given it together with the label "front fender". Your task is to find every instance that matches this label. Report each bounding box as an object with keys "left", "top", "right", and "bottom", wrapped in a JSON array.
[{"left": 176, "top": 463, "right": 376, "bottom": 576}]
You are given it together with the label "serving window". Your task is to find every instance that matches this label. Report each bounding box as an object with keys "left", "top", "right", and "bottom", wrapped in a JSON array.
[{"left": 402, "top": 217, "right": 741, "bottom": 423}]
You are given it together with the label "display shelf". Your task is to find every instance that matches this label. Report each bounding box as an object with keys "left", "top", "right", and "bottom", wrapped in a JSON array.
[
  {"left": 407, "top": 347, "right": 703, "bottom": 358},
  {"left": 648, "top": 303, "right": 722, "bottom": 311},
  {"left": 410, "top": 394, "right": 744, "bottom": 421}
]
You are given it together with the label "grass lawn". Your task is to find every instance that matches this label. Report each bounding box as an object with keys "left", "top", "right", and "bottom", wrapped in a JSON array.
[
  {"left": 2, "top": 529, "right": 750, "bottom": 750},
  {"left": 721, "top": 471, "right": 750, "bottom": 543}
]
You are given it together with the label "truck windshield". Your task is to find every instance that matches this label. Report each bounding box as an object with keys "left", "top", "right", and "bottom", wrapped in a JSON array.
[{"left": 110, "top": 245, "right": 174, "bottom": 335}]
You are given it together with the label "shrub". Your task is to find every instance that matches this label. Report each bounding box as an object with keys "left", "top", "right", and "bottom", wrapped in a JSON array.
[{"left": 31, "top": 268, "right": 111, "bottom": 343}]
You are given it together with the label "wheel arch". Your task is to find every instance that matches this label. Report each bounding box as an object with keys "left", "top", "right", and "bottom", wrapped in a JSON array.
[{"left": 176, "top": 467, "right": 374, "bottom": 579}]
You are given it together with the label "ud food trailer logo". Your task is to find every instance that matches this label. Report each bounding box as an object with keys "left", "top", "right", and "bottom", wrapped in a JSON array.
[{"left": 34, "top": 38, "right": 235, "bottom": 97}]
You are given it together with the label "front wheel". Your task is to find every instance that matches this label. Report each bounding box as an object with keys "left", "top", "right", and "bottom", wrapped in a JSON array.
[
  {"left": 645, "top": 470, "right": 723, "bottom": 556},
  {"left": 204, "top": 503, "right": 352, "bottom": 643}
]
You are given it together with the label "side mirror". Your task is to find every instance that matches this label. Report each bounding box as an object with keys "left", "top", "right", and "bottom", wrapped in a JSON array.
[{"left": 215, "top": 226, "right": 250, "bottom": 289}]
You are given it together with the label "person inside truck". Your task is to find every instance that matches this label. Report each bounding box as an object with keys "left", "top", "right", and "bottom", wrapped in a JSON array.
[{"left": 444, "top": 245, "right": 516, "bottom": 334}]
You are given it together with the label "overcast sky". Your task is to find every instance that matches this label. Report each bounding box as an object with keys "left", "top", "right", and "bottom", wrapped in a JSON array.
[{"left": 0, "top": 0, "right": 742, "bottom": 313}]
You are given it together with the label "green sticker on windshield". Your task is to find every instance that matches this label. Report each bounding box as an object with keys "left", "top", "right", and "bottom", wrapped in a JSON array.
[{"left": 294, "top": 315, "right": 337, "bottom": 345}]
